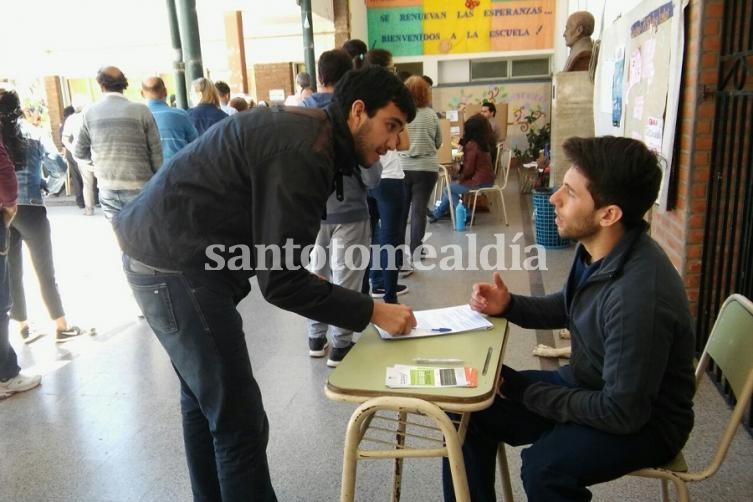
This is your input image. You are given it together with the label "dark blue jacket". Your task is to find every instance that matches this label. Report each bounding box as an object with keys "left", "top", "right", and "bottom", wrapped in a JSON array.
[
  {"left": 187, "top": 103, "right": 228, "bottom": 136},
  {"left": 502, "top": 223, "right": 695, "bottom": 455}
]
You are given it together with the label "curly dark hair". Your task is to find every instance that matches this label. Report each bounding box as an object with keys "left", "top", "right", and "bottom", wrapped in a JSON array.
[
  {"left": 460, "top": 113, "right": 495, "bottom": 152},
  {"left": 0, "top": 88, "right": 27, "bottom": 169}
]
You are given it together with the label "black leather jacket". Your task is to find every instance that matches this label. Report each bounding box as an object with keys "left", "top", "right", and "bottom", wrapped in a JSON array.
[{"left": 113, "top": 104, "right": 373, "bottom": 332}]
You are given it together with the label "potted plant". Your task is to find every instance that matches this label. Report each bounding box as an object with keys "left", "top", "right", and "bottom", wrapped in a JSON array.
[{"left": 512, "top": 110, "right": 551, "bottom": 192}]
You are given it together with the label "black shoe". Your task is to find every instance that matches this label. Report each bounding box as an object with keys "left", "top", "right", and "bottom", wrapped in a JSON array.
[
  {"left": 55, "top": 326, "right": 85, "bottom": 343},
  {"left": 370, "top": 284, "right": 409, "bottom": 298},
  {"left": 327, "top": 342, "right": 355, "bottom": 368},
  {"left": 308, "top": 337, "right": 329, "bottom": 357}
]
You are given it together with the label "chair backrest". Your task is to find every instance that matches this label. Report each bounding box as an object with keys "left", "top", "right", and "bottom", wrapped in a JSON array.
[
  {"left": 494, "top": 146, "right": 512, "bottom": 190},
  {"left": 694, "top": 293, "right": 753, "bottom": 477}
]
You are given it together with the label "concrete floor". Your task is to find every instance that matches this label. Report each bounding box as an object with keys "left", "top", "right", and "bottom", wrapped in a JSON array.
[{"left": 1, "top": 181, "right": 751, "bottom": 501}]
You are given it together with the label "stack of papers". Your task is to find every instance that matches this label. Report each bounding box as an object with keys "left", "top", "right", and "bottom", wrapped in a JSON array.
[
  {"left": 377, "top": 304, "right": 493, "bottom": 340},
  {"left": 385, "top": 365, "right": 478, "bottom": 388}
]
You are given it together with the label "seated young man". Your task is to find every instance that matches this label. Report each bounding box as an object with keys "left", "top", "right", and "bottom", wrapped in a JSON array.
[{"left": 443, "top": 136, "right": 695, "bottom": 502}]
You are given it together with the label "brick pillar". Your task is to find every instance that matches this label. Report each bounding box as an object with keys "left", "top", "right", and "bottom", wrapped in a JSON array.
[
  {"left": 252, "top": 63, "right": 294, "bottom": 104},
  {"left": 333, "top": 0, "right": 351, "bottom": 48},
  {"left": 43, "top": 76, "right": 65, "bottom": 150},
  {"left": 650, "top": 0, "right": 721, "bottom": 317},
  {"left": 224, "top": 11, "right": 248, "bottom": 94}
]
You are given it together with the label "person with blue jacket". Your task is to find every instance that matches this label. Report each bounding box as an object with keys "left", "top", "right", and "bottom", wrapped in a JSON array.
[
  {"left": 444, "top": 136, "right": 695, "bottom": 502},
  {"left": 187, "top": 77, "right": 228, "bottom": 135},
  {"left": 0, "top": 89, "right": 85, "bottom": 344},
  {"left": 141, "top": 76, "right": 197, "bottom": 163}
]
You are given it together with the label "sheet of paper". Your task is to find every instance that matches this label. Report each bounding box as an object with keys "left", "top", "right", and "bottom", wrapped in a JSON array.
[
  {"left": 377, "top": 304, "right": 493, "bottom": 340},
  {"left": 385, "top": 365, "right": 477, "bottom": 388}
]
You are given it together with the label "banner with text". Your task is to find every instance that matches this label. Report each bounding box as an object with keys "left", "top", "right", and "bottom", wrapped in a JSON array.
[{"left": 367, "top": 0, "right": 556, "bottom": 56}]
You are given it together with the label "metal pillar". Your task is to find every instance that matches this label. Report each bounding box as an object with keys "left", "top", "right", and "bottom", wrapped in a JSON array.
[
  {"left": 298, "top": 0, "right": 316, "bottom": 86},
  {"left": 176, "top": 0, "right": 204, "bottom": 93},
  {"left": 166, "top": 0, "right": 187, "bottom": 109}
]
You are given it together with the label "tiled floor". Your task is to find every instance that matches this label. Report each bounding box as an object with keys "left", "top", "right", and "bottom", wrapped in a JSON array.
[{"left": 1, "top": 183, "right": 751, "bottom": 501}]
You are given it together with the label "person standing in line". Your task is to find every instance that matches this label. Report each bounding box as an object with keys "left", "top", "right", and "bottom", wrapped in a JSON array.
[
  {"left": 188, "top": 77, "right": 229, "bottom": 135},
  {"left": 284, "top": 72, "right": 314, "bottom": 106},
  {"left": 398, "top": 76, "right": 442, "bottom": 270},
  {"left": 62, "top": 99, "right": 99, "bottom": 215},
  {"left": 0, "top": 89, "right": 86, "bottom": 344},
  {"left": 0, "top": 116, "right": 41, "bottom": 398},
  {"left": 443, "top": 136, "right": 695, "bottom": 502},
  {"left": 60, "top": 106, "right": 84, "bottom": 209},
  {"left": 141, "top": 76, "right": 198, "bottom": 164},
  {"left": 301, "top": 49, "right": 381, "bottom": 367},
  {"left": 343, "top": 38, "right": 368, "bottom": 69},
  {"left": 362, "top": 47, "right": 410, "bottom": 301},
  {"left": 74, "top": 66, "right": 162, "bottom": 221},
  {"left": 214, "top": 80, "right": 237, "bottom": 116},
  {"left": 113, "top": 66, "right": 417, "bottom": 501}
]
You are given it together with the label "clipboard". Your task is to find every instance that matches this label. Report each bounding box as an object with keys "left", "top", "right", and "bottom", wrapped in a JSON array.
[{"left": 377, "top": 304, "right": 493, "bottom": 340}]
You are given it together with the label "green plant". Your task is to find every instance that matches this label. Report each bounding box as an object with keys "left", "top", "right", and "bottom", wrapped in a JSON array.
[{"left": 512, "top": 111, "right": 551, "bottom": 162}]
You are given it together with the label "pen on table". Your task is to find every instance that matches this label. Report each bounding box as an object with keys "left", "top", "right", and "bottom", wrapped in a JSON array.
[
  {"left": 413, "top": 358, "right": 463, "bottom": 365},
  {"left": 481, "top": 347, "right": 493, "bottom": 376},
  {"left": 431, "top": 328, "right": 452, "bottom": 333}
]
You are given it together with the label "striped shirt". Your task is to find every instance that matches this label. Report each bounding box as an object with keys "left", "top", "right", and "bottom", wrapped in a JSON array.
[{"left": 398, "top": 107, "right": 442, "bottom": 172}]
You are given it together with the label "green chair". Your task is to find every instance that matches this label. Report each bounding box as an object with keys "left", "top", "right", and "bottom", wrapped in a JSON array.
[
  {"left": 496, "top": 293, "right": 753, "bottom": 502},
  {"left": 627, "top": 293, "right": 753, "bottom": 501}
]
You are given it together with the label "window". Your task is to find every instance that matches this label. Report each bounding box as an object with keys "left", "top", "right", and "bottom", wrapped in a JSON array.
[
  {"left": 470, "top": 59, "right": 508, "bottom": 80},
  {"left": 466, "top": 56, "right": 551, "bottom": 82},
  {"left": 510, "top": 58, "right": 551, "bottom": 78}
]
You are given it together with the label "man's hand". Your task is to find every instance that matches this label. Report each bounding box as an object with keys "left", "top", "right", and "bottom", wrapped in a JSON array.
[
  {"left": 371, "top": 302, "right": 416, "bottom": 336},
  {"left": 2, "top": 205, "right": 17, "bottom": 227},
  {"left": 470, "top": 272, "right": 511, "bottom": 316}
]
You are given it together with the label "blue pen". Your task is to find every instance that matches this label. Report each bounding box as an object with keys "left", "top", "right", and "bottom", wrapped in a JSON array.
[{"left": 431, "top": 328, "right": 452, "bottom": 333}]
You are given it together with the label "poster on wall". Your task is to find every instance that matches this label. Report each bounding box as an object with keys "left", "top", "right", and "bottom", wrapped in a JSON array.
[
  {"left": 593, "top": 0, "right": 685, "bottom": 210},
  {"left": 366, "top": 0, "right": 556, "bottom": 56}
]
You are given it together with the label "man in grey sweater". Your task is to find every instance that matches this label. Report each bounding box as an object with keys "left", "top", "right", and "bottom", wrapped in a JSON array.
[{"left": 75, "top": 66, "right": 162, "bottom": 221}]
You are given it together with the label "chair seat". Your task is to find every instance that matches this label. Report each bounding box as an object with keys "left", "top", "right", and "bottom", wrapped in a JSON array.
[{"left": 657, "top": 451, "right": 689, "bottom": 473}]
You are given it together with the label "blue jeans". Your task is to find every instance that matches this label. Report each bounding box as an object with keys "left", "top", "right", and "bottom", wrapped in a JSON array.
[
  {"left": 99, "top": 189, "right": 142, "bottom": 222},
  {"left": 123, "top": 256, "right": 276, "bottom": 502},
  {"left": 369, "top": 179, "right": 406, "bottom": 303},
  {"left": 0, "top": 225, "right": 19, "bottom": 381},
  {"left": 433, "top": 181, "right": 492, "bottom": 219},
  {"left": 442, "top": 367, "right": 676, "bottom": 502}
]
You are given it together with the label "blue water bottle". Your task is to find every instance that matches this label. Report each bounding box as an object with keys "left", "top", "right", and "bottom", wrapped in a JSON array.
[{"left": 455, "top": 200, "right": 467, "bottom": 231}]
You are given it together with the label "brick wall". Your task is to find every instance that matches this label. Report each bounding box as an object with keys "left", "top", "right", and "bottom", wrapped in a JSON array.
[
  {"left": 251, "top": 63, "right": 293, "bottom": 104},
  {"left": 650, "top": 0, "right": 722, "bottom": 316}
]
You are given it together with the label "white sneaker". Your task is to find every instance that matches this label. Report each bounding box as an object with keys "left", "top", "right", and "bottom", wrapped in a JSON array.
[{"left": 0, "top": 373, "right": 42, "bottom": 395}]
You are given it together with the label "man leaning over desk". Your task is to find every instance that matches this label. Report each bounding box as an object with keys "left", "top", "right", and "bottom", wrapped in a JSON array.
[{"left": 443, "top": 136, "right": 695, "bottom": 502}]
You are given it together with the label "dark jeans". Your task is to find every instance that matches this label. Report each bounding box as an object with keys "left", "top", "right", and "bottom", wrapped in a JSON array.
[
  {"left": 361, "top": 195, "right": 380, "bottom": 295},
  {"left": 124, "top": 256, "right": 276, "bottom": 502},
  {"left": 369, "top": 178, "right": 406, "bottom": 303},
  {"left": 401, "top": 171, "right": 438, "bottom": 256},
  {"left": 442, "top": 367, "right": 676, "bottom": 502},
  {"left": 64, "top": 150, "right": 85, "bottom": 208},
  {"left": 8, "top": 205, "right": 65, "bottom": 322},
  {"left": 0, "top": 225, "right": 20, "bottom": 380}
]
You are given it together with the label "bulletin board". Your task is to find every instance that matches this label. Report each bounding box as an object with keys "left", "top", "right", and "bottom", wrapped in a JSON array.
[
  {"left": 366, "top": 0, "right": 556, "bottom": 56},
  {"left": 594, "top": 0, "right": 687, "bottom": 210}
]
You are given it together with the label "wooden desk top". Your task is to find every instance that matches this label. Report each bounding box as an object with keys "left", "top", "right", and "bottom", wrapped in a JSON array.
[{"left": 326, "top": 318, "right": 508, "bottom": 413}]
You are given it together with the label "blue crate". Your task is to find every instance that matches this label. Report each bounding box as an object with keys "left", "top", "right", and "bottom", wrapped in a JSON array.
[{"left": 532, "top": 188, "right": 570, "bottom": 249}]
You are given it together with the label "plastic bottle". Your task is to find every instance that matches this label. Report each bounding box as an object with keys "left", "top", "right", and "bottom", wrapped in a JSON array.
[{"left": 455, "top": 200, "right": 467, "bottom": 231}]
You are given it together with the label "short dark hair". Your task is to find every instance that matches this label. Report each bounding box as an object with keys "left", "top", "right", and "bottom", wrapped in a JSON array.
[
  {"left": 96, "top": 67, "right": 128, "bottom": 92},
  {"left": 563, "top": 136, "right": 662, "bottom": 229},
  {"left": 317, "top": 49, "right": 353, "bottom": 87},
  {"left": 421, "top": 75, "right": 433, "bottom": 87},
  {"left": 214, "top": 80, "right": 231, "bottom": 96},
  {"left": 332, "top": 66, "right": 416, "bottom": 123},
  {"left": 482, "top": 101, "right": 496, "bottom": 115}
]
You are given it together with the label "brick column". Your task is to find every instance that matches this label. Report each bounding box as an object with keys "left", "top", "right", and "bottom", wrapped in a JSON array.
[
  {"left": 650, "top": 0, "right": 721, "bottom": 316},
  {"left": 43, "top": 76, "right": 65, "bottom": 150},
  {"left": 333, "top": 0, "right": 351, "bottom": 48},
  {"left": 252, "top": 63, "right": 293, "bottom": 104},
  {"left": 224, "top": 11, "right": 248, "bottom": 94}
]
